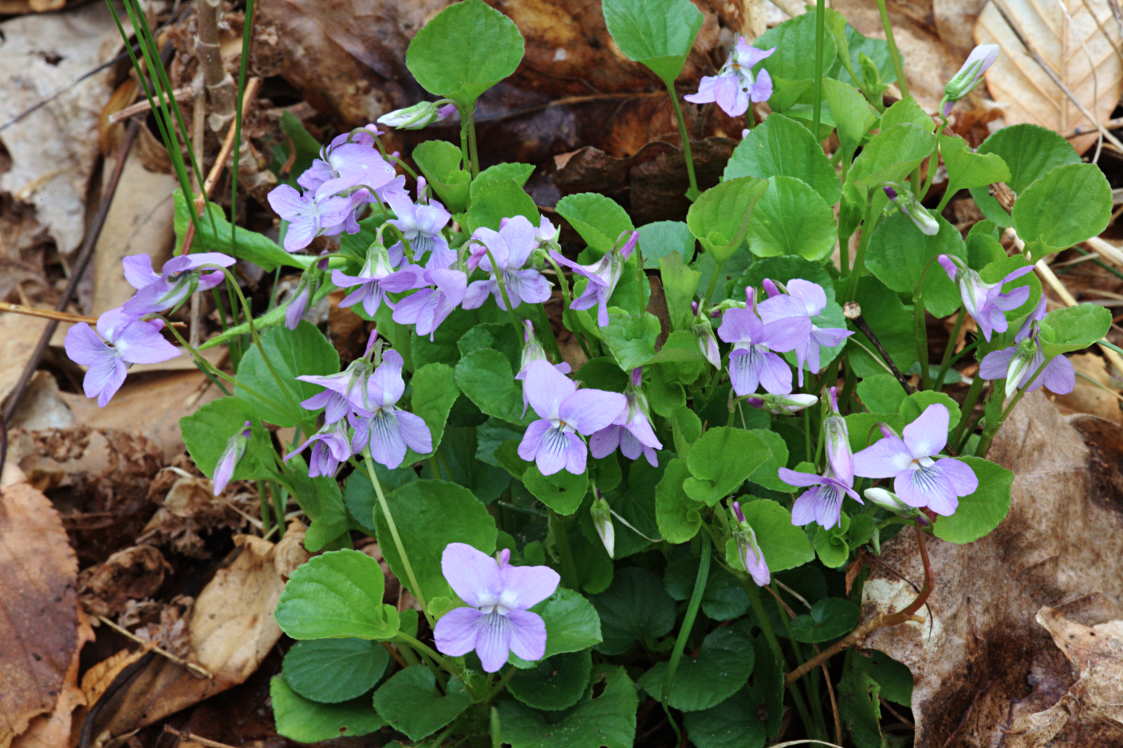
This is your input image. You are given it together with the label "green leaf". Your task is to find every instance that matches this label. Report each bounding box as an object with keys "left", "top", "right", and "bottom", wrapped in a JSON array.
[
  {"left": 847, "top": 277, "right": 918, "bottom": 379},
  {"left": 556, "top": 193, "right": 635, "bottom": 256},
  {"left": 282, "top": 459, "right": 350, "bottom": 552},
  {"left": 472, "top": 162, "right": 536, "bottom": 195},
  {"left": 174, "top": 191, "right": 298, "bottom": 271},
  {"left": 856, "top": 373, "right": 907, "bottom": 414},
  {"left": 592, "top": 567, "right": 676, "bottom": 655},
  {"left": 498, "top": 666, "right": 638, "bottom": 748},
  {"left": 847, "top": 123, "right": 935, "bottom": 190},
  {"left": 538, "top": 587, "right": 604, "bottom": 657},
  {"left": 409, "top": 362, "right": 459, "bottom": 453},
  {"left": 235, "top": 321, "right": 340, "bottom": 427},
  {"left": 683, "top": 690, "right": 766, "bottom": 748},
  {"left": 756, "top": 11, "right": 837, "bottom": 82},
  {"left": 660, "top": 252, "right": 702, "bottom": 331},
  {"left": 813, "top": 524, "right": 850, "bottom": 568},
  {"left": 664, "top": 549, "right": 749, "bottom": 621},
  {"left": 601, "top": 0, "right": 702, "bottom": 85},
  {"left": 276, "top": 550, "right": 399, "bottom": 640},
  {"left": 342, "top": 467, "right": 416, "bottom": 535},
  {"left": 745, "top": 176, "right": 836, "bottom": 261},
  {"left": 940, "top": 134, "right": 1010, "bottom": 204},
  {"left": 372, "top": 665, "right": 472, "bottom": 742},
  {"left": 879, "top": 97, "right": 932, "bottom": 133},
  {"left": 1038, "top": 303, "right": 1112, "bottom": 357},
  {"left": 822, "top": 78, "right": 877, "bottom": 159},
  {"left": 413, "top": 139, "right": 469, "bottom": 212},
  {"left": 639, "top": 624, "right": 755, "bottom": 711},
  {"left": 282, "top": 639, "right": 389, "bottom": 703},
  {"left": 724, "top": 114, "right": 840, "bottom": 204},
  {"left": 738, "top": 499, "right": 814, "bottom": 572},
  {"left": 655, "top": 457, "right": 701, "bottom": 543},
  {"left": 684, "top": 428, "right": 775, "bottom": 506},
  {"left": 510, "top": 651, "right": 593, "bottom": 712},
  {"left": 933, "top": 456, "right": 1013, "bottom": 544},
  {"left": 837, "top": 651, "right": 885, "bottom": 748},
  {"left": 270, "top": 677, "right": 382, "bottom": 742},
  {"left": 180, "top": 397, "right": 273, "bottom": 483},
  {"left": 454, "top": 348, "right": 527, "bottom": 425},
  {"left": 900, "top": 389, "right": 961, "bottom": 430},
  {"left": 376, "top": 480, "right": 497, "bottom": 602},
  {"left": 637, "top": 220, "right": 694, "bottom": 269},
  {"left": 687, "top": 177, "right": 769, "bottom": 263},
  {"left": 790, "top": 598, "right": 859, "bottom": 642},
  {"left": 977, "top": 123, "right": 1081, "bottom": 193},
  {"left": 865, "top": 214, "right": 967, "bottom": 317},
  {"left": 1013, "top": 163, "right": 1112, "bottom": 254},
  {"left": 600, "top": 308, "right": 660, "bottom": 370},
  {"left": 523, "top": 466, "right": 589, "bottom": 515},
  {"left": 405, "top": 0, "right": 524, "bottom": 105},
  {"left": 467, "top": 177, "right": 539, "bottom": 232}
]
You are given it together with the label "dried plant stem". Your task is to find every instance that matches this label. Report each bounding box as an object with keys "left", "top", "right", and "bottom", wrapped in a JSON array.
[
  {"left": 163, "top": 727, "right": 237, "bottom": 748},
  {"left": 0, "top": 302, "right": 96, "bottom": 324},
  {"left": 97, "top": 615, "right": 212, "bottom": 679},
  {"left": 108, "top": 84, "right": 195, "bottom": 124},
  {"left": 786, "top": 525, "right": 933, "bottom": 685},
  {"left": 195, "top": 0, "right": 236, "bottom": 133}
]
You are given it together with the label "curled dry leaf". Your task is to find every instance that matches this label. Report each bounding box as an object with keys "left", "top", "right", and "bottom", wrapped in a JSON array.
[
  {"left": 77, "top": 534, "right": 308, "bottom": 741},
  {"left": 860, "top": 393, "right": 1123, "bottom": 744},
  {"left": 0, "top": 481, "right": 79, "bottom": 746},
  {"left": 975, "top": 0, "right": 1123, "bottom": 154},
  {"left": 78, "top": 545, "right": 172, "bottom": 618},
  {"left": 1055, "top": 352, "right": 1123, "bottom": 425}
]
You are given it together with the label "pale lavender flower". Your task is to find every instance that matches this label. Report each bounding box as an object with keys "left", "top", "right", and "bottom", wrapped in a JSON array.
[
  {"left": 121, "top": 252, "right": 235, "bottom": 316},
  {"left": 685, "top": 37, "right": 774, "bottom": 117},
  {"left": 978, "top": 299, "right": 1074, "bottom": 397},
  {"left": 534, "top": 216, "right": 560, "bottom": 248},
  {"left": 758, "top": 278, "right": 852, "bottom": 385},
  {"left": 331, "top": 243, "right": 421, "bottom": 318},
  {"left": 392, "top": 265, "right": 468, "bottom": 339},
  {"left": 717, "top": 288, "right": 810, "bottom": 396},
  {"left": 938, "top": 255, "right": 1033, "bottom": 341},
  {"left": 350, "top": 350, "right": 432, "bottom": 469},
  {"left": 297, "top": 358, "right": 376, "bottom": 424},
  {"left": 515, "top": 321, "right": 572, "bottom": 416},
  {"left": 267, "top": 184, "right": 353, "bottom": 252},
  {"left": 213, "top": 421, "right": 251, "bottom": 495},
  {"left": 550, "top": 231, "right": 637, "bottom": 327},
  {"left": 384, "top": 178, "right": 451, "bottom": 263},
  {"left": 285, "top": 420, "right": 353, "bottom": 478},
  {"left": 731, "top": 502, "right": 769, "bottom": 586},
  {"left": 64, "top": 308, "right": 180, "bottom": 407},
  {"left": 284, "top": 259, "right": 328, "bottom": 330},
  {"left": 852, "top": 403, "right": 977, "bottom": 516},
  {"left": 588, "top": 368, "right": 662, "bottom": 467},
  {"left": 778, "top": 465, "right": 861, "bottom": 531},
  {"left": 463, "top": 216, "right": 552, "bottom": 310},
  {"left": 304, "top": 140, "right": 398, "bottom": 201},
  {"left": 517, "top": 361, "right": 627, "bottom": 476},
  {"left": 434, "top": 543, "right": 560, "bottom": 673}
]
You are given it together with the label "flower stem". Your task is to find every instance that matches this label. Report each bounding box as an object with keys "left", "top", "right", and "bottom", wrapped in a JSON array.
[
  {"left": 746, "top": 582, "right": 817, "bottom": 735},
  {"left": 666, "top": 80, "right": 700, "bottom": 201},
  {"left": 975, "top": 359, "right": 1049, "bottom": 456},
  {"left": 663, "top": 532, "right": 711, "bottom": 702},
  {"left": 458, "top": 102, "right": 480, "bottom": 177},
  {"left": 933, "top": 308, "right": 966, "bottom": 389},
  {"left": 876, "top": 0, "right": 909, "bottom": 100},
  {"left": 482, "top": 247, "right": 524, "bottom": 336},
  {"left": 812, "top": 0, "right": 826, "bottom": 135},
  {"left": 363, "top": 450, "right": 428, "bottom": 615},
  {"left": 949, "top": 374, "right": 985, "bottom": 451}
]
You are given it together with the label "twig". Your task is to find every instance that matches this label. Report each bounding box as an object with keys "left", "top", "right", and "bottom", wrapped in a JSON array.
[
  {"left": 107, "top": 84, "right": 195, "bottom": 124},
  {"left": 163, "top": 726, "right": 237, "bottom": 748},
  {"left": 194, "top": 0, "right": 237, "bottom": 133},
  {"left": 97, "top": 615, "right": 213, "bottom": 679},
  {"left": 845, "top": 303, "right": 916, "bottom": 393},
  {"left": 0, "top": 302, "right": 97, "bottom": 325}
]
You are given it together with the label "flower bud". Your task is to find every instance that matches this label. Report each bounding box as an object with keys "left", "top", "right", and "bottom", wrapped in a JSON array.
[
  {"left": 944, "top": 44, "right": 999, "bottom": 102},
  {"left": 376, "top": 100, "right": 454, "bottom": 130},
  {"left": 863, "top": 487, "right": 917, "bottom": 517},
  {"left": 883, "top": 183, "right": 939, "bottom": 236},
  {"left": 823, "top": 387, "right": 853, "bottom": 483},
  {"left": 693, "top": 320, "right": 722, "bottom": 370},
  {"left": 590, "top": 497, "right": 615, "bottom": 557},
  {"left": 730, "top": 502, "right": 769, "bottom": 586},
  {"left": 1004, "top": 338, "right": 1039, "bottom": 398},
  {"left": 213, "top": 421, "right": 252, "bottom": 495},
  {"left": 745, "top": 393, "right": 819, "bottom": 415}
]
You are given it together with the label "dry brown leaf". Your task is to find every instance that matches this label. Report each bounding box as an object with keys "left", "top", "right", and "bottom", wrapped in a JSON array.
[
  {"left": 7, "top": 371, "right": 75, "bottom": 431},
  {"left": 0, "top": 4, "right": 117, "bottom": 255},
  {"left": 79, "top": 534, "right": 307, "bottom": 741},
  {"left": 0, "top": 314, "right": 52, "bottom": 406},
  {"left": 860, "top": 392, "right": 1123, "bottom": 744},
  {"left": 975, "top": 0, "right": 1123, "bottom": 154},
  {"left": 1055, "top": 352, "right": 1123, "bottom": 424},
  {"left": 12, "top": 610, "right": 93, "bottom": 748},
  {"left": 78, "top": 545, "right": 172, "bottom": 618},
  {"left": 933, "top": 0, "right": 989, "bottom": 58},
  {"left": 0, "top": 481, "right": 79, "bottom": 746}
]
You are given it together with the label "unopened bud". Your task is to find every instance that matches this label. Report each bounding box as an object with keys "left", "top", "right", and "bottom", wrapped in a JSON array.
[
  {"left": 745, "top": 393, "right": 819, "bottom": 415},
  {"left": 213, "top": 421, "right": 252, "bottom": 495},
  {"left": 863, "top": 487, "right": 916, "bottom": 516},
  {"left": 944, "top": 44, "right": 999, "bottom": 102},
  {"left": 823, "top": 387, "right": 853, "bottom": 483},
  {"left": 591, "top": 498, "right": 615, "bottom": 557},
  {"left": 377, "top": 99, "right": 454, "bottom": 130},
  {"left": 883, "top": 182, "right": 939, "bottom": 236}
]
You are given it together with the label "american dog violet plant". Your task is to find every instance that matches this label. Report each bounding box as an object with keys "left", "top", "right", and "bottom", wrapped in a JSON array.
[{"left": 72, "top": 0, "right": 1117, "bottom": 744}]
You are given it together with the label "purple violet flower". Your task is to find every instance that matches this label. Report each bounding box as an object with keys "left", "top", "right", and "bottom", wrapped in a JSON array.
[
  {"left": 758, "top": 278, "right": 852, "bottom": 385},
  {"left": 685, "top": 37, "right": 775, "bottom": 117},
  {"left": 515, "top": 321, "right": 572, "bottom": 416},
  {"left": 463, "top": 216, "right": 552, "bottom": 311},
  {"left": 392, "top": 265, "right": 468, "bottom": 339},
  {"left": 64, "top": 308, "right": 180, "bottom": 407},
  {"left": 433, "top": 543, "right": 560, "bottom": 673},
  {"left": 588, "top": 368, "right": 663, "bottom": 467},
  {"left": 384, "top": 178, "right": 451, "bottom": 263},
  {"left": 517, "top": 360, "right": 627, "bottom": 476},
  {"left": 549, "top": 231, "right": 638, "bottom": 327},
  {"left": 778, "top": 465, "right": 862, "bottom": 530},
  {"left": 285, "top": 420, "right": 353, "bottom": 478},
  {"left": 350, "top": 350, "right": 432, "bottom": 469},
  {"left": 304, "top": 140, "right": 398, "bottom": 201},
  {"left": 297, "top": 358, "right": 376, "bottom": 424},
  {"left": 267, "top": 184, "right": 353, "bottom": 252},
  {"left": 332, "top": 243, "right": 421, "bottom": 318},
  {"left": 731, "top": 501, "right": 770, "bottom": 586},
  {"left": 978, "top": 299, "right": 1075, "bottom": 397},
  {"left": 121, "top": 252, "right": 235, "bottom": 316},
  {"left": 852, "top": 403, "right": 978, "bottom": 516},
  {"left": 213, "top": 421, "right": 252, "bottom": 495},
  {"left": 717, "top": 288, "right": 811, "bottom": 396},
  {"left": 937, "top": 255, "right": 1033, "bottom": 341}
]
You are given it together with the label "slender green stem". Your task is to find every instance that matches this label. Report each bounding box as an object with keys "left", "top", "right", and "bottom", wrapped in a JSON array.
[
  {"left": 483, "top": 248, "right": 524, "bottom": 335},
  {"left": 747, "top": 583, "right": 817, "bottom": 735},
  {"left": 223, "top": 270, "right": 302, "bottom": 406},
  {"left": 458, "top": 102, "right": 480, "bottom": 177},
  {"left": 256, "top": 479, "right": 273, "bottom": 532},
  {"left": 664, "top": 533, "right": 712, "bottom": 702},
  {"left": 812, "top": 0, "right": 826, "bottom": 135},
  {"left": 394, "top": 632, "right": 475, "bottom": 688},
  {"left": 364, "top": 451, "right": 428, "bottom": 614},
  {"left": 542, "top": 252, "right": 573, "bottom": 310},
  {"left": 933, "top": 309, "right": 966, "bottom": 389},
  {"left": 949, "top": 374, "right": 985, "bottom": 451},
  {"left": 876, "top": 0, "right": 909, "bottom": 100},
  {"left": 666, "top": 81, "right": 700, "bottom": 200}
]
